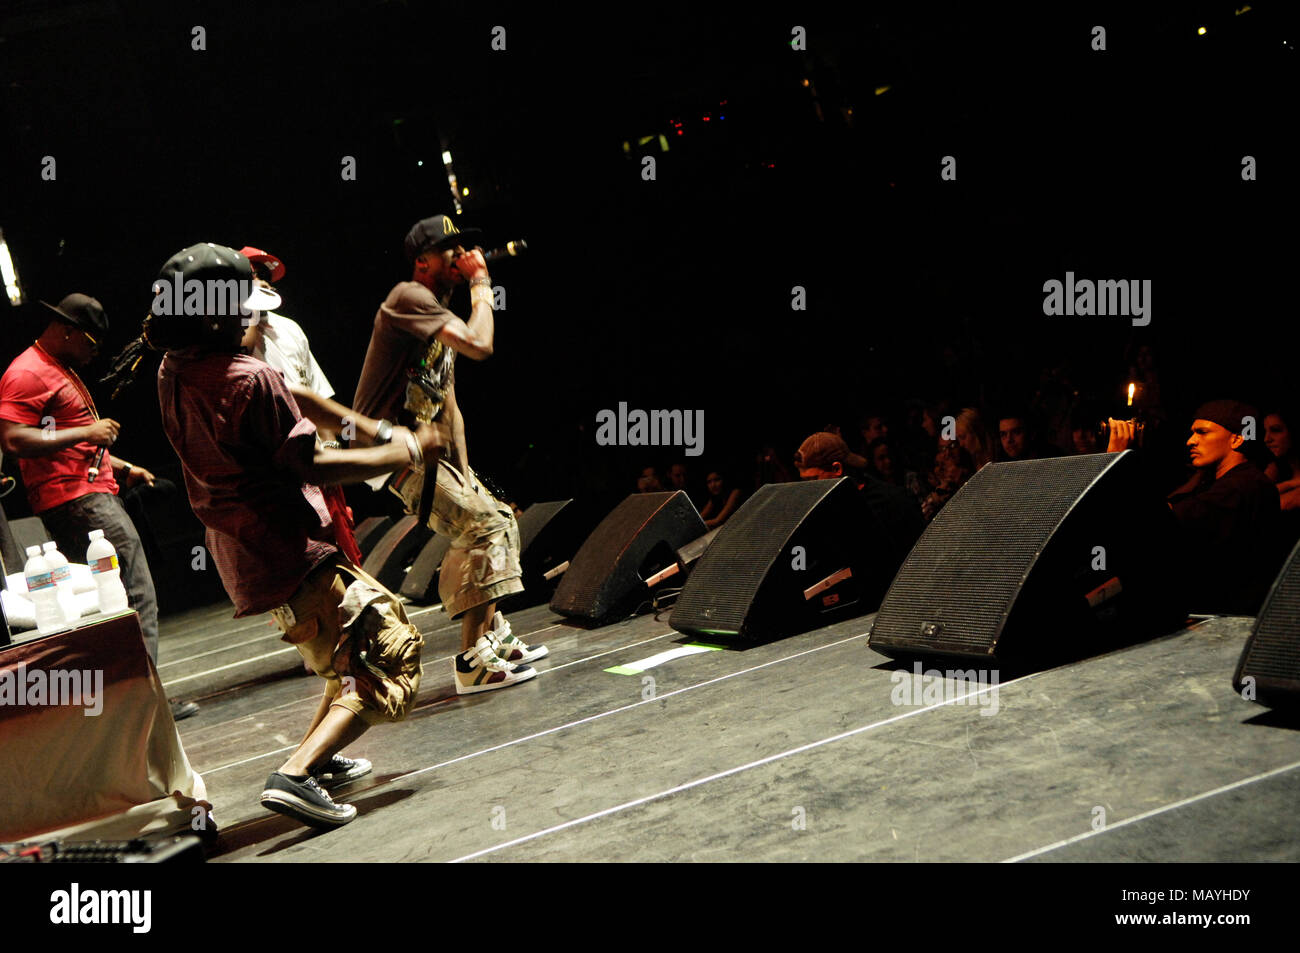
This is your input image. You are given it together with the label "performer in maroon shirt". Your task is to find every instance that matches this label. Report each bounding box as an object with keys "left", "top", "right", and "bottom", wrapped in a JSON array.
[{"left": 134, "top": 242, "right": 448, "bottom": 829}]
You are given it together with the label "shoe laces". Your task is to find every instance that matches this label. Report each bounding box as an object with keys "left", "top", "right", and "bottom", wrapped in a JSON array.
[{"left": 302, "top": 776, "right": 337, "bottom": 804}]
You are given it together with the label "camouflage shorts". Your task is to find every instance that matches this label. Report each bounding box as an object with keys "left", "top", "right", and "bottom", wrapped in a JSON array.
[
  {"left": 271, "top": 558, "right": 423, "bottom": 725},
  {"left": 389, "top": 460, "right": 524, "bottom": 618}
]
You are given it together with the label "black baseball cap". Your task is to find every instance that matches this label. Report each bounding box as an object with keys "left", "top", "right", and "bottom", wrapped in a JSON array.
[
  {"left": 40, "top": 293, "right": 109, "bottom": 334},
  {"left": 403, "top": 214, "right": 483, "bottom": 262},
  {"left": 152, "top": 243, "right": 279, "bottom": 314}
]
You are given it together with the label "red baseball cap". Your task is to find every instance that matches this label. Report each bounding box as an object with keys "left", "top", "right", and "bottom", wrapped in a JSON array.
[{"left": 238, "top": 246, "right": 285, "bottom": 283}]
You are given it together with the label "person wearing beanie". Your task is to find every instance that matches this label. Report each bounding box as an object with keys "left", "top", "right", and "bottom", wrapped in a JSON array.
[{"left": 1108, "top": 400, "right": 1280, "bottom": 614}]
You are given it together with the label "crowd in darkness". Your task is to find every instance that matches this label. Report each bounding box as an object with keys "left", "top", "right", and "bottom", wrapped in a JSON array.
[{"left": 629, "top": 345, "right": 1298, "bottom": 616}]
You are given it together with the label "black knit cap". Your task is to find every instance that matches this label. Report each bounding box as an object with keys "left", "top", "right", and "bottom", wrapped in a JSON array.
[
  {"left": 1194, "top": 399, "right": 1270, "bottom": 463},
  {"left": 1193, "top": 399, "right": 1259, "bottom": 436}
]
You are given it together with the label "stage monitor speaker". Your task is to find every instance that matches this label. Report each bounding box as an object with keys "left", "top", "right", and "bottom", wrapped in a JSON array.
[
  {"left": 1234, "top": 538, "right": 1300, "bottom": 708},
  {"left": 399, "top": 535, "right": 453, "bottom": 603},
  {"left": 361, "top": 515, "right": 433, "bottom": 592},
  {"left": 550, "top": 491, "right": 706, "bottom": 624},
  {"left": 399, "top": 500, "right": 589, "bottom": 606},
  {"left": 867, "top": 451, "right": 1187, "bottom": 663},
  {"left": 501, "top": 499, "right": 592, "bottom": 610},
  {"left": 354, "top": 516, "right": 395, "bottom": 561},
  {"left": 670, "top": 478, "right": 888, "bottom": 640}
]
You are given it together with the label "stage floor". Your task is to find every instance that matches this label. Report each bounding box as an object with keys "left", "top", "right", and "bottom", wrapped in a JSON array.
[{"left": 152, "top": 597, "right": 1300, "bottom": 863}]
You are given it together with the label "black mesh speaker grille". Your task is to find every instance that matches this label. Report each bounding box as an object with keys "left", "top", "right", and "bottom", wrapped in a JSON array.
[
  {"left": 1236, "top": 540, "right": 1300, "bottom": 700},
  {"left": 671, "top": 480, "right": 843, "bottom": 635},
  {"left": 517, "top": 500, "right": 571, "bottom": 553},
  {"left": 399, "top": 534, "right": 452, "bottom": 601},
  {"left": 550, "top": 492, "right": 705, "bottom": 621},
  {"left": 870, "top": 453, "right": 1121, "bottom": 655}
]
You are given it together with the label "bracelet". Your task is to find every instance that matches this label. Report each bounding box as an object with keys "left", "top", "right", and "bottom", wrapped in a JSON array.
[
  {"left": 374, "top": 419, "right": 393, "bottom": 445},
  {"left": 320, "top": 440, "right": 341, "bottom": 450},
  {"left": 469, "top": 275, "right": 492, "bottom": 288},
  {"left": 401, "top": 429, "right": 424, "bottom": 471}
]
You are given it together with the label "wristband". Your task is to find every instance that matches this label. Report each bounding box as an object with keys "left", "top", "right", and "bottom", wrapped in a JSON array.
[
  {"left": 375, "top": 419, "right": 394, "bottom": 445},
  {"left": 401, "top": 429, "right": 424, "bottom": 472}
]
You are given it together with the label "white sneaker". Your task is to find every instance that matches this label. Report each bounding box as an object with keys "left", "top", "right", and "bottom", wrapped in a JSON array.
[
  {"left": 488, "top": 610, "right": 549, "bottom": 663},
  {"left": 454, "top": 635, "right": 537, "bottom": 694}
]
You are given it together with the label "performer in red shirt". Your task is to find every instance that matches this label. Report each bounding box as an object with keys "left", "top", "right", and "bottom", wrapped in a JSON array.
[{"left": 0, "top": 294, "right": 198, "bottom": 720}]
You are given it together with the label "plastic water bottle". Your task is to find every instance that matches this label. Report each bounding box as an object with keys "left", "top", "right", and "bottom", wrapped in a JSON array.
[
  {"left": 42, "top": 541, "right": 80, "bottom": 625},
  {"left": 24, "top": 545, "right": 68, "bottom": 635},
  {"left": 86, "top": 529, "right": 129, "bottom": 614}
]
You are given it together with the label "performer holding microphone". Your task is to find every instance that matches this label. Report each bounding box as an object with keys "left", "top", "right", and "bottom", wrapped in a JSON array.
[{"left": 352, "top": 214, "right": 545, "bottom": 695}]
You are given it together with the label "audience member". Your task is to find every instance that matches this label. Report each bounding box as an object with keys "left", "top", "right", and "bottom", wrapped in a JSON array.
[
  {"left": 699, "top": 470, "right": 743, "bottom": 530},
  {"left": 920, "top": 443, "right": 975, "bottom": 522},
  {"left": 1109, "top": 400, "right": 1280, "bottom": 614},
  {"left": 954, "top": 407, "right": 993, "bottom": 471},
  {"left": 995, "top": 408, "right": 1064, "bottom": 462},
  {"left": 794, "top": 432, "right": 924, "bottom": 562},
  {"left": 636, "top": 465, "right": 664, "bottom": 493}
]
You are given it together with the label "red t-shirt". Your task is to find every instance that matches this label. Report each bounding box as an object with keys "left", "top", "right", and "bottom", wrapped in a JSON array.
[
  {"left": 157, "top": 349, "right": 337, "bottom": 617},
  {"left": 0, "top": 345, "right": 119, "bottom": 512}
]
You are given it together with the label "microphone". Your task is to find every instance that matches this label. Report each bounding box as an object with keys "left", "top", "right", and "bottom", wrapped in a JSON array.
[
  {"left": 482, "top": 240, "right": 527, "bottom": 263},
  {"left": 87, "top": 446, "right": 106, "bottom": 483}
]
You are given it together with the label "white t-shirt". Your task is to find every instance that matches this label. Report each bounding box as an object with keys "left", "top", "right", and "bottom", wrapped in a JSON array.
[{"left": 251, "top": 312, "right": 334, "bottom": 398}]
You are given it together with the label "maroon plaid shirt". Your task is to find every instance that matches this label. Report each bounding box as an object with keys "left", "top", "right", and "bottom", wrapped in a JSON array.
[{"left": 158, "top": 350, "right": 337, "bottom": 616}]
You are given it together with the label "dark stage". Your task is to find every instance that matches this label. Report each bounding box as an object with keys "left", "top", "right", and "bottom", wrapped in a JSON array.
[{"left": 141, "top": 598, "right": 1300, "bottom": 863}]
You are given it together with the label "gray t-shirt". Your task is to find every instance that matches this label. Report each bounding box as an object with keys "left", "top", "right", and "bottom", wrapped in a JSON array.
[{"left": 353, "top": 281, "right": 455, "bottom": 425}]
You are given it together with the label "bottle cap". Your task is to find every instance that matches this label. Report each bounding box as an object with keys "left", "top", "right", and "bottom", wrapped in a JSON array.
[
  {"left": 26, "top": 545, "right": 41, "bottom": 556},
  {"left": 43, "top": 541, "right": 56, "bottom": 551},
  {"left": 88, "top": 529, "right": 104, "bottom": 540}
]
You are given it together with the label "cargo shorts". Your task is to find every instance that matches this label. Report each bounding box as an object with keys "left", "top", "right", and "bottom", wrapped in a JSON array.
[
  {"left": 271, "top": 558, "right": 423, "bottom": 725},
  {"left": 390, "top": 459, "right": 524, "bottom": 619}
]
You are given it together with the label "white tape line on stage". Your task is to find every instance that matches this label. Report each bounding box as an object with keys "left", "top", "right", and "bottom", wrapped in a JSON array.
[
  {"left": 1001, "top": 758, "right": 1300, "bottom": 863},
  {"left": 604, "top": 643, "right": 722, "bottom": 675},
  {"left": 161, "top": 647, "right": 299, "bottom": 688},
  {"left": 448, "top": 669, "right": 1034, "bottom": 863},
  {"left": 195, "top": 628, "right": 679, "bottom": 775},
  {"left": 157, "top": 630, "right": 290, "bottom": 669},
  {"left": 392, "top": 632, "right": 872, "bottom": 790}
]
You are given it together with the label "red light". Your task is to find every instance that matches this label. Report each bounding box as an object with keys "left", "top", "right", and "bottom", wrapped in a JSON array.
[
  {"left": 702, "top": 115, "right": 710, "bottom": 121},
  {"left": 676, "top": 129, "right": 683, "bottom": 136}
]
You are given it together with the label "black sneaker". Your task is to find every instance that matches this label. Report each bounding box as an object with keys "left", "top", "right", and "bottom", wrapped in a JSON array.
[
  {"left": 260, "top": 771, "right": 357, "bottom": 828},
  {"left": 170, "top": 699, "right": 200, "bottom": 721},
  {"left": 311, "top": 754, "right": 373, "bottom": 788}
]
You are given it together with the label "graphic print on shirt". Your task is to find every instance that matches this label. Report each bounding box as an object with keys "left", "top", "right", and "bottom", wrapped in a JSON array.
[{"left": 405, "top": 336, "right": 455, "bottom": 424}]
